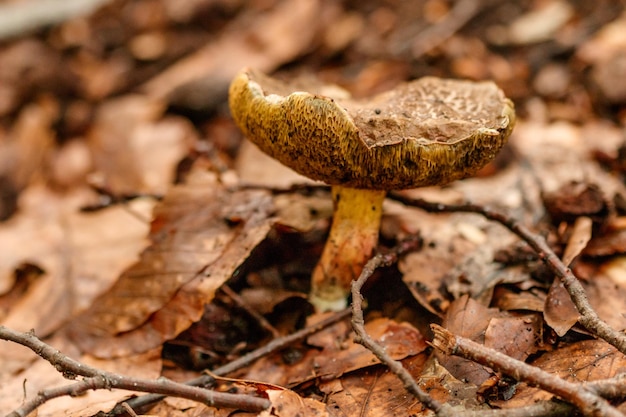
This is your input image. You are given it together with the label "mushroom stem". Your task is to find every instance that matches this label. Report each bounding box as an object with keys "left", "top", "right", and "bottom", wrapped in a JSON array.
[{"left": 310, "top": 186, "right": 386, "bottom": 312}]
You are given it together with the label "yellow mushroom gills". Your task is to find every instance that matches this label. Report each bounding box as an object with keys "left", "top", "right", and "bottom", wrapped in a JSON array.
[{"left": 228, "top": 68, "right": 516, "bottom": 312}]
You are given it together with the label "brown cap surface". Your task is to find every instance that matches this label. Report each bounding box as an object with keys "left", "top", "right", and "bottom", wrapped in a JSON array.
[{"left": 229, "top": 68, "right": 515, "bottom": 190}]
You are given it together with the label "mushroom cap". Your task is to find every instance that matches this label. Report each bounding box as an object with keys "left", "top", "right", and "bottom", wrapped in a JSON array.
[{"left": 229, "top": 68, "right": 515, "bottom": 190}]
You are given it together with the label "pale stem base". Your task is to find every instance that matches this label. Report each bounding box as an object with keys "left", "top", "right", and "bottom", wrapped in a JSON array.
[{"left": 310, "top": 186, "right": 386, "bottom": 312}]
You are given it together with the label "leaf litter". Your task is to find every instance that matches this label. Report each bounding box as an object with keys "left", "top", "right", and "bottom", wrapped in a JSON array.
[{"left": 1, "top": 0, "right": 626, "bottom": 416}]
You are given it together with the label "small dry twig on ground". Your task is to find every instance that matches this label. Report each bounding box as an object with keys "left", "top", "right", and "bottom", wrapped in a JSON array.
[
  {"left": 389, "top": 193, "right": 626, "bottom": 355},
  {"left": 350, "top": 235, "right": 457, "bottom": 417},
  {"left": 220, "top": 284, "right": 280, "bottom": 338},
  {"left": 111, "top": 308, "right": 352, "bottom": 415},
  {"left": 456, "top": 375, "right": 626, "bottom": 417},
  {"left": 0, "top": 326, "right": 270, "bottom": 417},
  {"left": 431, "top": 324, "right": 625, "bottom": 417}
]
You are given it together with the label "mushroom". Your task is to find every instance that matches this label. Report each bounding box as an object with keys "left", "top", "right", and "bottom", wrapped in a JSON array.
[{"left": 229, "top": 68, "right": 515, "bottom": 312}]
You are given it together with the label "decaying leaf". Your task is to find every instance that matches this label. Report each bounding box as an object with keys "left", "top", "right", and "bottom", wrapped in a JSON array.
[
  {"left": 325, "top": 357, "right": 432, "bottom": 417},
  {"left": 259, "top": 389, "right": 329, "bottom": 417},
  {"left": 543, "top": 216, "right": 591, "bottom": 336},
  {"left": 242, "top": 317, "right": 426, "bottom": 387},
  {"left": 436, "top": 295, "right": 501, "bottom": 385},
  {"left": 0, "top": 185, "right": 153, "bottom": 337},
  {"left": 494, "top": 339, "right": 626, "bottom": 408},
  {"left": 66, "top": 172, "right": 278, "bottom": 358}
]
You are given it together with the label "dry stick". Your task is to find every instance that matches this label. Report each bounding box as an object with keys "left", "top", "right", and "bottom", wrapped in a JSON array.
[
  {"left": 111, "top": 308, "right": 352, "bottom": 415},
  {"left": 429, "top": 374, "right": 626, "bottom": 417},
  {"left": 449, "top": 374, "right": 626, "bottom": 417},
  {"left": 0, "top": 327, "right": 270, "bottom": 417},
  {"left": 10, "top": 374, "right": 269, "bottom": 417},
  {"left": 350, "top": 236, "right": 456, "bottom": 417},
  {"left": 431, "top": 325, "right": 625, "bottom": 417},
  {"left": 586, "top": 374, "right": 626, "bottom": 399},
  {"left": 221, "top": 285, "right": 280, "bottom": 338},
  {"left": 389, "top": 193, "right": 626, "bottom": 355},
  {"left": 436, "top": 401, "right": 574, "bottom": 417}
]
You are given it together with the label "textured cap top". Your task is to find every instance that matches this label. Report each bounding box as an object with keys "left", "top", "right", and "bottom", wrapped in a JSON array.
[{"left": 229, "top": 68, "right": 515, "bottom": 190}]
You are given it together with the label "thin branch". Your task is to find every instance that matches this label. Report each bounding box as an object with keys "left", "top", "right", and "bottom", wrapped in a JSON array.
[
  {"left": 389, "top": 193, "right": 626, "bottom": 355},
  {"left": 438, "top": 400, "right": 574, "bottom": 417},
  {"left": 430, "top": 324, "right": 624, "bottom": 417},
  {"left": 111, "top": 308, "right": 352, "bottom": 415},
  {"left": 0, "top": 326, "right": 270, "bottom": 416},
  {"left": 221, "top": 285, "right": 280, "bottom": 338},
  {"left": 350, "top": 235, "right": 457, "bottom": 417}
]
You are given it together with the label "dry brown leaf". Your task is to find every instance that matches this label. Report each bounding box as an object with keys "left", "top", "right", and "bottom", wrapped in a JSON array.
[
  {"left": 243, "top": 317, "right": 426, "bottom": 387},
  {"left": 142, "top": 0, "right": 322, "bottom": 104},
  {"left": 88, "top": 94, "right": 196, "bottom": 195},
  {"left": 543, "top": 216, "right": 591, "bottom": 336},
  {"left": 436, "top": 295, "right": 502, "bottom": 385},
  {"left": 325, "top": 358, "right": 430, "bottom": 417},
  {"left": 260, "top": 389, "right": 329, "bottom": 417},
  {"left": 583, "top": 262, "right": 626, "bottom": 332},
  {"left": 577, "top": 12, "right": 626, "bottom": 64},
  {"left": 66, "top": 172, "right": 277, "bottom": 358},
  {"left": 484, "top": 314, "right": 543, "bottom": 361},
  {"left": 585, "top": 229, "right": 626, "bottom": 257},
  {"left": 396, "top": 167, "right": 524, "bottom": 316},
  {"left": 0, "top": 96, "right": 57, "bottom": 189},
  {"left": 419, "top": 356, "right": 482, "bottom": 409},
  {"left": 495, "top": 339, "right": 626, "bottom": 408},
  {"left": 562, "top": 216, "right": 593, "bottom": 266},
  {"left": 543, "top": 278, "right": 580, "bottom": 337},
  {"left": 0, "top": 185, "right": 152, "bottom": 335}
]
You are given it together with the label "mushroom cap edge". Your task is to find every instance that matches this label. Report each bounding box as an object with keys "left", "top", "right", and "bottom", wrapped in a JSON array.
[{"left": 228, "top": 68, "right": 515, "bottom": 190}]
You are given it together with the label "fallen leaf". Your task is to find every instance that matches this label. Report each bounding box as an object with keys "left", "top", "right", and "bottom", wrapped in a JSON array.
[
  {"left": 436, "top": 295, "right": 502, "bottom": 385},
  {"left": 66, "top": 172, "right": 277, "bottom": 358},
  {"left": 325, "top": 359, "right": 430, "bottom": 417},
  {"left": 243, "top": 317, "right": 426, "bottom": 387},
  {"left": 88, "top": 94, "right": 196, "bottom": 195},
  {"left": 484, "top": 314, "right": 543, "bottom": 361},
  {"left": 0, "top": 185, "right": 152, "bottom": 336},
  {"left": 494, "top": 339, "right": 626, "bottom": 408},
  {"left": 142, "top": 0, "right": 322, "bottom": 105},
  {"left": 259, "top": 389, "right": 328, "bottom": 417}
]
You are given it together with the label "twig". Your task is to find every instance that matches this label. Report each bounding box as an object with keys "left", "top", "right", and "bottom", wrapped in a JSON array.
[
  {"left": 586, "top": 374, "right": 626, "bottom": 399},
  {"left": 436, "top": 400, "right": 574, "bottom": 417},
  {"left": 0, "top": 326, "right": 270, "bottom": 416},
  {"left": 448, "top": 375, "right": 626, "bottom": 417},
  {"left": 221, "top": 285, "right": 280, "bottom": 338},
  {"left": 110, "top": 308, "right": 352, "bottom": 415},
  {"left": 350, "top": 235, "right": 457, "bottom": 416},
  {"left": 430, "top": 324, "right": 625, "bottom": 417},
  {"left": 388, "top": 193, "right": 626, "bottom": 355}
]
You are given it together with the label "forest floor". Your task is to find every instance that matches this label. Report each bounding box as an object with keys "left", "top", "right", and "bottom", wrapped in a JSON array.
[{"left": 1, "top": 0, "right": 626, "bottom": 416}]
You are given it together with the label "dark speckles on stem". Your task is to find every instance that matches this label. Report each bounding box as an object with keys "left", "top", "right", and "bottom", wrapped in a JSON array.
[{"left": 374, "top": 108, "right": 381, "bottom": 115}]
